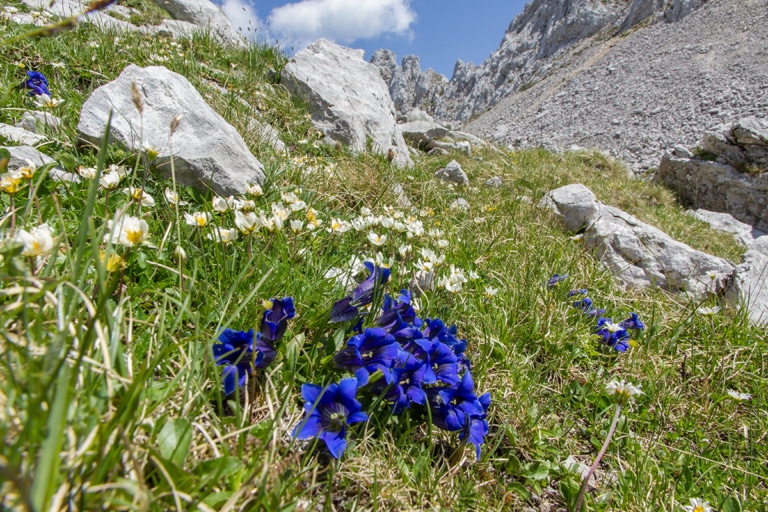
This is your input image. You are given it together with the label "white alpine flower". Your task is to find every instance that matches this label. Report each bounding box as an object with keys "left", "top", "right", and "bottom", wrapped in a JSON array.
[
  {"left": 726, "top": 389, "right": 751, "bottom": 401},
  {"left": 184, "top": 211, "right": 212, "bottom": 228},
  {"left": 124, "top": 187, "right": 155, "bottom": 207},
  {"left": 164, "top": 187, "right": 188, "bottom": 206},
  {"left": 367, "top": 231, "right": 387, "bottom": 246},
  {"left": 235, "top": 210, "right": 260, "bottom": 234},
  {"left": 605, "top": 380, "right": 643, "bottom": 404},
  {"left": 106, "top": 215, "right": 149, "bottom": 248},
  {"left": 206, "top": 227, "right": 238, "bottom": 244},
  {"left": 212, "top": 196, "right": 229, "bottom": 213},
  {"left": 99, "top": 170, "right": 121, "bottom": 190},
  {"left": 682, "top": 498, "right": 713, "bottom": 512},
  {"left": 15, "top": 224, "right": 55, "bottom": 256}
]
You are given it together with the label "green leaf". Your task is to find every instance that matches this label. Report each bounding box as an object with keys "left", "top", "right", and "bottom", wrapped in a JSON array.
[
  {"left": 157, "top": 418, "right": 192, "bottom": 467},
  {"left": 522, "top": 461, "right": 551, "bottom": 481},
  {"left": 722, "top": 497, "right": 742, "bottom": 512},
  {"left": 194, "top": 456, "right": 242, "bottom": 479},
  {"left": 332, "top": 327, "right": 346, "bottom": 352}
]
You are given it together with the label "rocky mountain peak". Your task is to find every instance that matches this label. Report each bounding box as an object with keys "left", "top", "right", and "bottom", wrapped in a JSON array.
[{"left": 372, "top": 0, "right": 707, "bottom": 123}]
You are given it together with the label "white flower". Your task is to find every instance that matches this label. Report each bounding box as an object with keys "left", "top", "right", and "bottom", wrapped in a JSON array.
[
  {"left": 106, "top": 215, "right": 149, "bottom": 248},
  {"left": 108, "top": 164, "right": 128, "bottom": 178},
  {"left": 437, "top": 239, "right": 449, "bottom": 248},
  {"left": 328, "top": 218, "right": 352, "bottom": 234},
  {"left": 271, "top": 202, "right": 290, "bottom": 221},
  {"left": 15, "top": 224, "right": 55, "bottom": 256},
  {"left": 438, "top": 264, "right": 468, "bottom": 293},
  {"left": 235, "top": 210, "right": 260, "bottom": 234},
  {"left": 15, "top": 159, "right": 36, "bottom": 180},
  {"left": 726, "top": 389, "right": 751, "bottom": 401},
  {"left": 281, "top": 191, "right": 300, "bottom": 204},
  {"left": 184, "top": 211, "right": 212, "bottom": 228},
  {"left": 473, "top": 217, "right": 486, "bottom": 224},
  {"left": 290, "top": 220, "right": 303, "bottom": 233},
  {"left": 468, "top": 270, "right": 480, "bottom": 280},
  {"left": 123, "top": 187, "right": 155, "bottom": 207},
  {"left": 605, "top": 380, "right": 643, "bottom": 404},
  {"left": 365, "top": 252, "right": 391, "bottom": 269},
  {"left": 233, "top": 199, "right": 256, "bottom": 211},
  {"left": 398, "top": 244, "right": 412, "bottom": 258},
  {"left": 380, "top": 216, "right": 394, "bottom": 229},
  {"left": 33, "top": 94, "right": 63, "bottom": 108},
  {"left": 367, "top": 232, "right": 387, "bottom": 246},
  {"left": 78, "top": 166, "right": 98, "bottom": 179},
  {"left": 696, "top": 306, "right": 721, "bottom": 316},
  {"left": 99, "top": 170, "right": 121, "bottom": 190},
  {"left": 682, "top": 498, "right": 713, "bottom": 512},
  {"left": 212, "top": 196, "right": 229, "bottom": 213},
  {"left": 289, "top": 200, "right": 307, "bottom": 212},
  {"left": 206, "top": 227, "right": 238, "bottom": 244},
  {"left": 245, "top": 183, "right": 263, "bottom": 197},
  {"left": 360, "top": 207, "right": 372, "bottom": 216},
  {"left": 164, "top": 187, "right": 188, "bottom": 206},
  {"left": 350, "top": 217, "right": 366, "bottom": 231},
  {"left": 484, "top": 286, "right": 498, "bottom": 298}
]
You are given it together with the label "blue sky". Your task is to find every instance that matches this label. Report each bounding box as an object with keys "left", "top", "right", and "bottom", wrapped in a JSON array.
[{"left": 218, "top": 0, "right": 529, "bottom": 78}]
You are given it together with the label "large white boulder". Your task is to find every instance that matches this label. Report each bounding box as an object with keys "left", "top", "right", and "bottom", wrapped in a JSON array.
[
  {"left": 281, "top": 39, "right": 413, "bottom": 168},
  {"left": 151, "top": 0, "right": 244, "bottom": 46},
  {"left": 78, "top": 64, "right": 265, "bottom": 196},
  {"left": 727, "top": 236, "right": 768, "bottom": 326},
  {"left": 541, "top": 184, "right": 735, "bottom": 299}
]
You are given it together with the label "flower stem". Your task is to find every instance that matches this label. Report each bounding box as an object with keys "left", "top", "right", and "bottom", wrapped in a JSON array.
[{"left": 574, "top": 404, "right": 622, "bottom": 512}]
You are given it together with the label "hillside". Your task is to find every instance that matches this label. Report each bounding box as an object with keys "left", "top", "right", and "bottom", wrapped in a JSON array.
[{"left": 0, "top": 1, "right": 767, "bottom": 511}]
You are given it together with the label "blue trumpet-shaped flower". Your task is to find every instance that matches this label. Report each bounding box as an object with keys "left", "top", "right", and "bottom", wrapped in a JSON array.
[
  {"left": 213, "top": 328, "right": 263, "bottom": 395},
  {"left": 23, "top": 71, "right": 50, "bottom": 97},
  {"left": 333, "top": 327, "right": 401, "bottom": 384},
  {"left": 330, "top": 262, "right": 391, "bottom": 323},
  {"left": 595, "top": 317, "right": 630, "bottom": 352},
  {"left": 260, "top": 297, "right": 295, "bottom": 344},
  {"left": 547, "top": 273, "right": 568, "bottom": 288},
  {"left": 573, "top": 297, "right": 606, "bottom": 317},
  {"left": 293, "top": 378, "right": 369, "bottom": 459},
  {"left": 619, "top": 312, "right": 645, "bottom": 331}
]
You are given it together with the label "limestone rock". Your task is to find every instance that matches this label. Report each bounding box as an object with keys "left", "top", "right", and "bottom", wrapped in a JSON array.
[
  {"left": 247, "top": 118, "right": 286, "bottom": 153},
  {"left": 542, "top": 184, "right": 735, "bottom": 298},
  {"left": 0, "top": 123, "right": 45, "bottom": 146},
  {"left": 150, "top": 0, "right": 244, "bottom": 45},
  {"left": 18, "top": 111, "right": 61, "bottom": 134},
  {"left": 655, "top": 119, "right": 768, "bottom": 233},
  {"left": 400, "top": 120, "right": 449, "bottom": 147},
  {"left": 2, "top": 145, "right": 72, "bottom": 182},
  {"left": 484, "top": 176, "right": 503, "bottom": 188},
  {"left": 727, "top": 236, "right": 768, "bottom": 325},
  {"left": 78, "top": 64, "right": 265, "bottom": 196},
  {"left": 282, "top": 40, "right": 412, "bottom": 168},
  {"left": 370, "top": 50, "right": 448, "bottom": 115},
  {"left": 427, "top": 139, "right": 472, "bottom": 156},
  {"left": 688, "top": 209, "right": 759, "bottom": 247},
  {"left": 434, "top": 160, "right": 468, "bottom": 186}
]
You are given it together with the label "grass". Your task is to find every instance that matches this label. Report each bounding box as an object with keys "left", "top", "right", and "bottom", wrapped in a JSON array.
[{"left": 0, "top": 7, "right": 766, "bottom": 512}]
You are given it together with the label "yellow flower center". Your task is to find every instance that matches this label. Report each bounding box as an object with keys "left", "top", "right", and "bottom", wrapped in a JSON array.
[
  {"left": 693, "top": 507, "right": 704, "bottom": 512},
  {"left": 262, "top": 299, "right": 274, "bottom": 310},
  {"left": 195, "top": 216, "right": 207, "bottom": 227},
  {"left": 126, "top": 228, "right": 144, "bottom": 245}
]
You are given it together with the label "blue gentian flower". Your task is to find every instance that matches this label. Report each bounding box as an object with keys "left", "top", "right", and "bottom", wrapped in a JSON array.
[
  {"left": 293, "top": 378, "right": 369, "bottom": 459},
  {"left": 428, "top": 371, "right": 490, "bottom": 459},
  {"left": 595, "top": 317, "right": 630, "bottom": 352},
  {"left": 330, "top": 262, "right": 390, "bottom": 323},
  {"left": 377, "top": 290, "right": 419, "bottom": 333},
  {"left": 213, "top": 328, "right": 264, "bottom": 395},
  {"left": 260, "top": 297, "right": 295, "bottom": 343},
  {"left": 333, "top": 327, "right": 400, "bottom": 384},
  {"left": 568, "top": 288, "right": 588, "bottom": 297},
  {"left": 573, "top": 297, "right": 606, "bottom": 317},
  {"left": 23, "top": 71, "right": 50, "bottom": 97},
  {"left": 619, "top": 312, "right": 645, "bottom": 331},
  {"left": 421, "top": 318, "right": 467, "bottom": 357},
  {"left": 547, "top": 273, "right": 568, "bottom": 288}
]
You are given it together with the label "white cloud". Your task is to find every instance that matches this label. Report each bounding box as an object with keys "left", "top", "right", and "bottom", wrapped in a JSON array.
[
  {"left": 267, "top": 0, "right": 415, "bottom": 46},
  {"left": 219, "top": 0, "right": 269, "bottom": 41}
]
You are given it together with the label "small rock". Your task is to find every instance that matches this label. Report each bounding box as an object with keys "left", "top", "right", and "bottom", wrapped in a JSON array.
[
  {"left": 0, "top": 123, "right": 45, "bottom": 146},
  {"left": 17, "top": 111, "right": 61, "bottom": 134},
  {"left": 484, "top": 176, "right": 503, "bottom": 187},
  {"left": 450, "top": 198, "right": 470, "bottom": 211},
  {"left": 434, "top": 160, "right": 469, "bottom": 186},
  {"left": 688, "top": 209, "right": 756, "bottom": 247}
]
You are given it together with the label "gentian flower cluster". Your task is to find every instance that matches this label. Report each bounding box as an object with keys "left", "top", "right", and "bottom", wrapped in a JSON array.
[
  {"left": 297, "top": 273, "right": 491, "bottom": 460},
  {"left": 547, "top": 275, "right": 646, "bottom": 353},
  {"left": 213, "top": 297, "right": 294, "bottom": 394},
  {"left": 330, "top": 261, "right": 390, "bottom": 323},
  {"left": 23, "top": 71, "right": 50, "bottom": 97}
]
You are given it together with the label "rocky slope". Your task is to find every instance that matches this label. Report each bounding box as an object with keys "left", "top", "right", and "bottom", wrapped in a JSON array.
[
  {"left": 372, "top": 0, "right": 707, "bottom": 123},
  {"left": 466, "top": 0, "right": 768, "bottom": 171}
]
